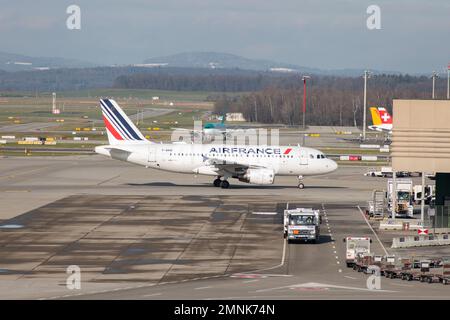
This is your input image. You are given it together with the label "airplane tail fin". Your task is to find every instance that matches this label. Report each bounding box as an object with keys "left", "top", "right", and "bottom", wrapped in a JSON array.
[
  {"left": 369, "top": 107, "right": 382, "bottom": 125},
  {"left": 377, "top": 107, "right": 392, "bottom": 124},
  {"left": 99, "top": 99, "right": 151, "bottom": 145}
]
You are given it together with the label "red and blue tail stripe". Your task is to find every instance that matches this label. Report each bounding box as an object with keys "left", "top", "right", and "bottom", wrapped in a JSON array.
[{"left": 100, "top": 99, "right": 146, "bottom": 142}]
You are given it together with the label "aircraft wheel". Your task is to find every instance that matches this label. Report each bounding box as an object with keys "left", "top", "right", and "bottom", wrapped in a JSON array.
[
  {"left": 298, "top": 183, "right": 305, "bottom": 189},
  {"left": 221, "top": 180, "right": 230, "bottom": 189},
  {"left": 213, "top": 178, "right": 222, "bottom": 187}
]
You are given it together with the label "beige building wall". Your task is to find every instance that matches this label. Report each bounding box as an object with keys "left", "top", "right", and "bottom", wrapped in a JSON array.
[{"left": 392, "top": 99, "right": 450, "bottom": 173}]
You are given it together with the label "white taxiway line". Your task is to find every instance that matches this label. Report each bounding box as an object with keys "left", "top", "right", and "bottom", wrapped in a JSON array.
[
  {"left": 357, "top": 206, "right": 389, "bottom": 256},
  {"left": 243, "top": 279, "right": 259, "bottom": 284},
  {"left": 143, "top": 293, "right": 162, "bottom": 297}
]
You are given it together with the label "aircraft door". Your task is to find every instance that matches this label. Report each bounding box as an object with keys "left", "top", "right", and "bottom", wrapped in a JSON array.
[
  {"left": 148, "top": 145, "right": 157, "bottom": 163},
  {"left": 299, "top": 148, "right": 308, "bottom": 165}
]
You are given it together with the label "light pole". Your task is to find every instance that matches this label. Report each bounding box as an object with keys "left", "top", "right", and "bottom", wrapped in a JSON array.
[
  {"left": 447, "top": 63, "right": 450, "bottom": 100},
  {"left": 301, "top": 75, "right": 310, "bottom": 145},
  {"left": 362, "top": 70, "right": 371, "bottom": 141},
  {"left": 302, "top": 75, "right": 311, "bottom": 130},
  {"left": 431, "top": 71, "right": 438, "bottom": 99}
]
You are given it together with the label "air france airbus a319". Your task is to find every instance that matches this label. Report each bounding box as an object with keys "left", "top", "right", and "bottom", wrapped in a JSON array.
[{"left": 95, "top": 99, "right": 338, "bottom": 189}]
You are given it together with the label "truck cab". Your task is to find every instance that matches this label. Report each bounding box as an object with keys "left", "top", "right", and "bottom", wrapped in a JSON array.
[
  {"left": 344, "top": 237, "right": 372, "bottom": 267},
  {"left": 386, "top": 178, "right": 414, "bottom": 218},
  {"left": 284, "top": 208, "right": 321, "bottom": 244}
]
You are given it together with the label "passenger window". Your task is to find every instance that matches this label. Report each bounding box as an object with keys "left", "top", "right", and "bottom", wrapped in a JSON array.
[{"left": 309, "top": 154, "right": 314, "bottom": 159}]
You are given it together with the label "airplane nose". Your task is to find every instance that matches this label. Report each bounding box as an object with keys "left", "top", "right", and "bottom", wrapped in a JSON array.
[{"left": 327, "top": 159, "right": 338, "bottom": 172}]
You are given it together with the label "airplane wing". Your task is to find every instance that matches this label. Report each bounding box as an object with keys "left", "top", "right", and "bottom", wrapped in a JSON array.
[{"left": 197, "top": 155, "right": 268, "bottom": 176}]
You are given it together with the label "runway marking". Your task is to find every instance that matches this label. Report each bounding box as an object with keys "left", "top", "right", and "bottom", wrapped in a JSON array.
[
  {"left": 143, "top": 293, "right": 162, "bottom": 297},
  {"left": 357, "top": 206, "right": 389, "bottom": 256},
  {"left": 246, "top": 234, "right": 287, "bottom": 274},
  {"left": 338, "top": 269, "right": 342, "bottom": 273},
  {"left": 195, "top": 286, "right": 212, "bottom": 290},
  {"left": 40, "top": 202, "right": 290, "bottom": 300},
  {"left": 97, "top": 174, "right": 121, "bottom": 186},
  {"left": 252, "top": 212, "right": 277, "bottom": 215},
  {"left": 0, "top": 167, "right": 48, "bottom": 180},
  {"left": 344, "top": 276, "right": 357, "bottom": 280},
  {"left": 243, "top": 279, "right": 259, "bottom": 284},
  {"left": 254, "top": 282, "right": 396, "bottom": 293},
  {"left": 389, "top": 283, "right": 413, "bottom": 287}
]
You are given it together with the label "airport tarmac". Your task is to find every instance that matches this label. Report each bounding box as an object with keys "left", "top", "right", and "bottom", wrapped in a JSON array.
[{"left": 0, "top": 155, "right": 449, "bottom": 299}]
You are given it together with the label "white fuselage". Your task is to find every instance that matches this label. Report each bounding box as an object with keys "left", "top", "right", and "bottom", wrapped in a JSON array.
[
  {"left": 95, "top": 143, "right": 338, "bottom": 179},
  {"left": 368, "top": 124, "right": 392, "bottom": 133}
]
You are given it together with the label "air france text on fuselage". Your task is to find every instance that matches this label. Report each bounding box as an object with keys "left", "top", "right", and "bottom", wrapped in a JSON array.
[{"left": 209, "top": 147, "right": 292, "bottom": 155}]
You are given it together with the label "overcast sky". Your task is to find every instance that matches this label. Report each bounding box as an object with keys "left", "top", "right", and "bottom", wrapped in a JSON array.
[{"left": 0, "top": 0, "right": 449, "bottom": 73}]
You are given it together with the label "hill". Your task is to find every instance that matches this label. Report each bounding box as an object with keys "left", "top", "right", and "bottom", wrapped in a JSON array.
[{"left": 0, "top": 51, "right": 97, "bottom": 72}]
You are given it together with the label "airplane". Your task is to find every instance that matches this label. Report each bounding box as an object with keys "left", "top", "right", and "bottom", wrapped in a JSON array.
[
  {"left": 173, "top": 113, "right": 250, "bottom": 141},
  {"left": 368, "top": 107, "right": 393, "bottom": 133},
  {"left": 95, "top": 99, "right": 338, "bottom": 189},
  {"left": 203, "top": 115, "right": 227, "bottom": 136}
]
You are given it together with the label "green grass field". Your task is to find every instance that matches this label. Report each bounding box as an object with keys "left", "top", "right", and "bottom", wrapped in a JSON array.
[{"left": 0, "top": 88, "right": 241, "bottom": 102}]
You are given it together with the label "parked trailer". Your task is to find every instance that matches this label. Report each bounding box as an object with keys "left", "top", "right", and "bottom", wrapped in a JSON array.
[
  {"left": 353, "top": 255, "right": 383, "bottom": 274},
  {"left": 436, "top": 258, "right": 450, "bottom": 285},
  {"left": 397, "top": 259, "right": 438, "bottom": 281},
  {"left": 380, "top": 256, "right": 403, "bottom": 278},
  {"left": 417, "top": 258, "right": 450, "bottom": 285}
]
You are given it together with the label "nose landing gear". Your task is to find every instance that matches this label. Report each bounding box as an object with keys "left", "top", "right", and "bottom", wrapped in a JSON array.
[{"left": 298, "top": 175, "right": 305, "bottom": 189}]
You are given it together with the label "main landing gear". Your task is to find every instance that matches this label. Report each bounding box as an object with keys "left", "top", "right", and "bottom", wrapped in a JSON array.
[
  {"left": 297, "top": 175, "right": 305, "bottom": 189},
  {"left": 213, "top": 177, "right": 230, "bottom": 189}
]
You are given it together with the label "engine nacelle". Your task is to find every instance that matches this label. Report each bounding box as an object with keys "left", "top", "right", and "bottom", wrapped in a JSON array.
[{"left": 239, "top": 168, "right": 275, "bottom": 185}]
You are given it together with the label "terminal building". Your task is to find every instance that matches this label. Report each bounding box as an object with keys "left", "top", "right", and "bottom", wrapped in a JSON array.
[{"left": 391, "top": 99, "right": 450, "bottom": 229}]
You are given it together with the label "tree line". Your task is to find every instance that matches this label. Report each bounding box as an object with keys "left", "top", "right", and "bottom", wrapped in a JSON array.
[{"left": 214, "top": 74, "right": 446, "bottom": 126}]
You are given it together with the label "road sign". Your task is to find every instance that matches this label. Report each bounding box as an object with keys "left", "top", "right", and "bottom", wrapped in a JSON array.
[{"left": 418, "top": 228, "right": 429, "bottom": 235}]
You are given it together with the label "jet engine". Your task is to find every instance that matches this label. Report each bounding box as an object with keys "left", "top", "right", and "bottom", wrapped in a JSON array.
[{"left": 239, "top": 168, "right": 275, "bottom": 185}]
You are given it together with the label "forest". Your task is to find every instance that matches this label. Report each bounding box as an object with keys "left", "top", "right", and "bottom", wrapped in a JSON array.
[{"left": 213, "top": 74, "right": 445, "bottom": 126}]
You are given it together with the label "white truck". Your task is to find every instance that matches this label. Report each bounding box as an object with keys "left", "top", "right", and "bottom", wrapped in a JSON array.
[
  {"left": 364, "top": 166, "right": 393, "bottom": 178},
  {"left": 284, "top": 208, "right": 321, "bottom": 244},
  {"left": 343, "top": 237, "right": 372, "bottom": 267},
  {"left": 387, "top": 178, "right": 414, "bottom": 218}
]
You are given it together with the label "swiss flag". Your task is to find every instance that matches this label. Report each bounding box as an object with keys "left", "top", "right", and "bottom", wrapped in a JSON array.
[{"left": 418, "top": 228, "right": 429, "bottom": 235}]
